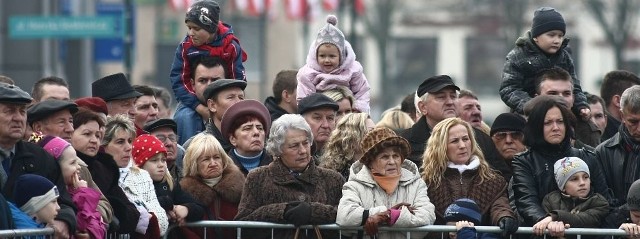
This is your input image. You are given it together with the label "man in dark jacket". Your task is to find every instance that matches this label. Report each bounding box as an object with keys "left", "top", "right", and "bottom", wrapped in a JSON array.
[
  {"left": 597, "top": 85, "right": 640, "bottom": 227},
  {"left": 0, "top": 83, "right": 76, "bottom": 237},
  {"left": 599, "top": 70, "right": 640, "bottom": 142},
  {"left": 264, "top": 70, "right": 298, "bottom": 122},
  {"left": 399, "top": 75, "right": 511, "bottom": 179}
]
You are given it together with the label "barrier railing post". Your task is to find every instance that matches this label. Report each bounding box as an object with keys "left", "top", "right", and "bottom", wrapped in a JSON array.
[{"left": 149, "top": 221, "right": 633, "bottom": 238}]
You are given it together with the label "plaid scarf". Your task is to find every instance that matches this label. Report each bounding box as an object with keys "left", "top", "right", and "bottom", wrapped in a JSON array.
[{"left": 620, "top": 125, "right": 640, "bottom": 190}]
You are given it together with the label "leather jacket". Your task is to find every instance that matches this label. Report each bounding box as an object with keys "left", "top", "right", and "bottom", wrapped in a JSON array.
[
  {"left": 595, "top": 132, "right": 628, "bottom": 207},
  {"left": 512, "top": 147, "right": 611, "bottom": 226}
]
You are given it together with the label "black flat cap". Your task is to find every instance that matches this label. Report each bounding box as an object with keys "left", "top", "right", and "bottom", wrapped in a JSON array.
[
  {"left": 416, "top": 75, "right": 460, "bottom": 97},
  {"left": 92, "top": 73, "right": 142, "bottom": 102},
  {"left": 298, "top": 93, "right": 339, "bottom": 115},
  {"left": 144, "top": 118, "right": 178, "bottom": 134},
  {"left": 203, "top": 79, "right": 247, "bottom": 100},
  {"left": 0, "top": 83, "right": 32, "bottom": 104},
  {"left": 27, "top": 100, "right": 78, "bottom": 124}
]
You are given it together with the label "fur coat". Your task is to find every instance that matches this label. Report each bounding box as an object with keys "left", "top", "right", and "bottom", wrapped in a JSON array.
[
  {"left": 234, "top": 160, "right": 344, "bottom": 238},
  {"left": 180, "top": 164, "right": 245, "bottom": 239}
]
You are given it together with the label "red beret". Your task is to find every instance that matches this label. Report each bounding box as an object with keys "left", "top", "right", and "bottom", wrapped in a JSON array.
[{"left": 75, "top": 97, "right": 108, "bottom": 115}]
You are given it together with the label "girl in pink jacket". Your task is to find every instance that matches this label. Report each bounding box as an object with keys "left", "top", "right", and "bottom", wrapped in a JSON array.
[{"left": 297, "top": 15, "right": 371, "bottom": 113}]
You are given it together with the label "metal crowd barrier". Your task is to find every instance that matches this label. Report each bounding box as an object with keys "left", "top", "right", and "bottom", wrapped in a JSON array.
[
  {"left": 163, "top": 221, "right": 630, "bottom": 239},
  {"left": 0, "top": 227, "right": 54, "bottom": 238}
]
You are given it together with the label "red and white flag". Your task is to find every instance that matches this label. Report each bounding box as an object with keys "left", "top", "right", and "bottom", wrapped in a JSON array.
[
  {"left": 234, "top": 0, "right": 274, "bottom": 16},
  {"left": 354, "top": 0, "right": 364, "bottom": 15},
  {"left": 322, "top": 0, "right": 339, "bottom": 11},
  {"left": 284, "top": 0, "right": 307, "bottom": 19},
  {"left": 168, "top": 0, "right": 194, "bottom": 11}
]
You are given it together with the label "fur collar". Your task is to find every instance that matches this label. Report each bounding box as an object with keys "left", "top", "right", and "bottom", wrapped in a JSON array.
[{"left": 180, "top": 165, "right": 245, "bottom": 205}]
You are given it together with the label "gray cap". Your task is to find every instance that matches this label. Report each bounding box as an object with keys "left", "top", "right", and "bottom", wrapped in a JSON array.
[
  {"left": 628, "top": 179, "right": 640, "bottom": 211},
  {"left": 203, "top": 79, "right": 247, "bottom": 100},
  {"left": 297, "top": 93, "right": 339, "bottom": 115},
  {"left": 27, "top": 100, "right": 78, "bottom": 124},
  {"left": 0, "top": 83, "right": 32, "bottom": 104}
]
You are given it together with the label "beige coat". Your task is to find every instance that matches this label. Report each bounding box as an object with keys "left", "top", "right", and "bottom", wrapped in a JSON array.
[{"left": 337, "top": 160, "right": 435, "bottom": 239}]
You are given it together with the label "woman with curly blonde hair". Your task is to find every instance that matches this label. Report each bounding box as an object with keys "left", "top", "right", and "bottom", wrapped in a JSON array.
[
  {"left": 421, "top": 117, "right": 518, "bottom": 237},
  {"left": 320, "top": 113, "right": 374, "bottom": 179}
]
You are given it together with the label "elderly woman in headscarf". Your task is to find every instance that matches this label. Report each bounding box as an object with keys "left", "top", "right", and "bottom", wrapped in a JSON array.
[
  {"left": 234, "top": 114, "right": 344, "bottom": 239},
  {"left": 320, "top": 112, "right": 374, "bottom": 179},
  {"left": 422, "top": 117, "right": 518, "bottom": 238},
  {"left": 337, "top": 127, "right": 435, "bottom": 238},
  {"left": 179, "top": 133, "right": 245, "bottom": 239},
  {"left": 220, "top": 100, "right": 272, "bottom": 175}
]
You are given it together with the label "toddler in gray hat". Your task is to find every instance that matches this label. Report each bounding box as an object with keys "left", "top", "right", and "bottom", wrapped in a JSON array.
[{"left": 532, "top": 157, "right": 609, "bottom": 236}]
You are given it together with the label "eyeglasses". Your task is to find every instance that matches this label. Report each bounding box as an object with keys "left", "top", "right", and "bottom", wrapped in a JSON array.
[
  {"left": 154, "top": 134, "right": 177, "bottom": 143},
  {"left": 492, "top": 131, "right": 524, "bottom": 141}
]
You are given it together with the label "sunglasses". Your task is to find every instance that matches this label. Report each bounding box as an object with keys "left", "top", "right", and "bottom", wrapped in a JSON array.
[{"left": 492, "top": 131, "right": 524, "bottom": 141}]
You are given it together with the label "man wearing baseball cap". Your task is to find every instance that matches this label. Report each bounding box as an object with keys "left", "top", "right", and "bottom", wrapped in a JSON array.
[
  {"left": 399, "top": 75, "right": 510, "bottom": 179},
  {"left": 490, "top": 113, "right": 527, "bottom": 178}
]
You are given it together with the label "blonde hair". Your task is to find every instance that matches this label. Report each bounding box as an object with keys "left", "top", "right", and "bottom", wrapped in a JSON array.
[
  {"left": 183, "top": 133, "right": 235, "bottom": 178},
  {"left": 376, "top": 110, "right": 414, "bottom": 132},
  {"left": 147, "top": 154, "right": 174, "bottom": 191},
  {"left": 103, "top": 114, "right": 141, "bottom": 172},
  {"left": 102, "top": 114, "right": 135, "bottom": 147},
  {"left": 320, "top": 113, "right": 369, "bottom": 172},
  {"left": 421, "top": 118, "right": 495, "bottom": 188},
  {"left": 322, "top": 86, "right": 355, "bottom": 106}
]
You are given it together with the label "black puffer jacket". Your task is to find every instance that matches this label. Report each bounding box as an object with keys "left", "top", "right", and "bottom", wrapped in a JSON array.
[
  {"left": 512, "top": 147, "right": 611, "bottom": 226},
  {"left": 500, "top": 31, "right": 588, "bottom": 114}
]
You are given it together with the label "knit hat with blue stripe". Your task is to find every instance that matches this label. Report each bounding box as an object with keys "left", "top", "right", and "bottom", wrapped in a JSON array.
[{"left": 443, "top": 198, "right": 482, "bottom": 225}]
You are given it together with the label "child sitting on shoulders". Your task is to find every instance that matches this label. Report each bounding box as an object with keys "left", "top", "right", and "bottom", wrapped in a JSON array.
[
  {"left": 500, "top": 7, "right": 590, "bottom": 121},
  {"left": 170, "top": 0, "right": 247, "bottom": 122},
  {"left": 297, "top": 15, "right": 370, "bottom": 113}
]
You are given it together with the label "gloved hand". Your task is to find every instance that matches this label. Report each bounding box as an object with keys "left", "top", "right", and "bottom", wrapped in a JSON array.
[
  {"left": 499, "top": 216, "right": 519, "bottom": 237},
  {"left": 390, "top": 202, "right": 416, "bottom": 214},
  {"left": 283, "top": 201, "right": 311, "bottom": 227},
  {"left": 364, "top": 211, "right": 390, "bottom": 236},
  {"left": 390, "top": 202, "right": 411, "bottom": 210}
]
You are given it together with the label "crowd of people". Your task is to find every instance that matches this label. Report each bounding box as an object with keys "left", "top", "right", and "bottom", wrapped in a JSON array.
[{"left": 2, "top": 1, "right": 640, "bottom": 239}]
